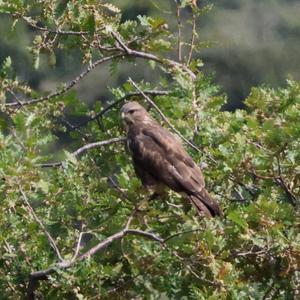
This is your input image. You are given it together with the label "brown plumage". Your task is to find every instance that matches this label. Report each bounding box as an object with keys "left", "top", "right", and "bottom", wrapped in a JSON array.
[{"left": 121, "top": 101, "right": 221, "bottom": 217}]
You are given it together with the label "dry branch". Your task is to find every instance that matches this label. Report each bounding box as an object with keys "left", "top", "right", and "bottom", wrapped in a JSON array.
[
  {"left": 37, "top": 136, "right": 126, "bottom": 168},
  {"left": 6, "top": 54, "right": 123, "bottom": 107},
  {"left": 111, "top": 30, "right": 196, "bottom": 80},
  {"left": 187, "top": 12, "right": 197, "bottom": 65},
  {"left": 27, "top": 201, "right": 208, "bottom": 299},
  {"left": 175, "top": 1, "right": 183, "bottom": 62},
  {"left": 71, "top": 90, "right": 170, "bottom": 131},
  {"left": 27, "top": 223, "right": 164, "bottom": 299},
  {"left": 21, "top": 16, "right": 89, "bottom": 35}
]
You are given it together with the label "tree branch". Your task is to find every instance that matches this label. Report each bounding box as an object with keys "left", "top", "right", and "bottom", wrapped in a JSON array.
[
  {"left": 71, "top": 90, "right": 170, "bottom": 131},
  {"left": 6, "top": 54, "right": 123, "bottom": 108},
  {"left": 111, "top": 31, "right": 196, "bottom": 80},
  {"left": 27, "top": 203, "right": 212, "bottom": 299},
  {"left": 27, "top": 220, "right": 164, "bottom": 299},
  {"left": 175, "top": 1, "right": 183, "bottom": 62},
  {"left": 249, "top": 166, "right": 297, "bottom": 206},
  {"left": 21, "top": 16, "right": 89, "bottom": 36},
  {"left": 187, "top": 12, "right": 197, "bottom": 65},
  {"left": 19, "top": 186, "right": 64, "bottom": 262},
  {"left": 72, "top": 137, "right": 126, "bottom": 157},
  {"left": 37, "top": 136, "right": 126, "bottom": 168}
]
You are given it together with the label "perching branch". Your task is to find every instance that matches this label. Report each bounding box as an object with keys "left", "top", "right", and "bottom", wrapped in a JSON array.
[{"left": 6, "top": 54, "right": 123, "bottom": 108}]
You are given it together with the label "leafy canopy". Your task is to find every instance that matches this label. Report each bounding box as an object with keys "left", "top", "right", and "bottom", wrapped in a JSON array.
[{"left": 0, "top": 0, "right": 299, "bottom": 299}]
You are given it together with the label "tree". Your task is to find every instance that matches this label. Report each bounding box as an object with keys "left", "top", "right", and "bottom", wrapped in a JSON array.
[{"left": 0, "top": 1, "right": 299, "bottom": 299}]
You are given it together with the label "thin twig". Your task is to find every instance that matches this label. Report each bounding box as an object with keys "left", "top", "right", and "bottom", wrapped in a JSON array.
[
  {"left": 21, "top": 16, "right": 89, "bottom": 35},
  {"left": 70, "top": 232, "right": 85, "bottom": 262},
  {"left": 36, "top": 162, "right": 63, "bottom": 168},
  {"left": 71, "top": 90, "right": 169, "bottom": 131},
  {"left": 26, "top": 204, "right": 222, "bottom": 299},
  {"left": 27, "top": 222, "right": 164, "bottom": 299},
  {"left": 19, "top": 186, "right": 64, "bottom": 262},
  {"left": 8, "top": 90, "right": 24, "bottom": 107},
  {"left": 249, "top": 167, "right": 297, "bottom": 206},
  {"left": 6, "top": 54, "right": 123, "bottom": 107},
  {"left": 37, "top": 137, "right": 126, "bottom": 168},
  {"left": 175, "top": 1, "right": 182, "bottom": 62},
  {"left": 72, "top": 137, "right": 126, "bottom": 157},
  {"left": 164, "top": 228, "right": 203, "bottom": 243},
  {"left": 60, "top": 117, "right": 89, "bottom": 140},
  {"left": 235, "top": 249, "right": 268, "bottom": 257},
  {"left": 187, "top": 12, "right": 197, "bottom": 65}
]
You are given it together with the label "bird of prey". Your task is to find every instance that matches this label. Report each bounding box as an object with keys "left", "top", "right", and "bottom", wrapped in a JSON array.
[{"left": 121, "top": 101, "right": 221, "bottom": 217}]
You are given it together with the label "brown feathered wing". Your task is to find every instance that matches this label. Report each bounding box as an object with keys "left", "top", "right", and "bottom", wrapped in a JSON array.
[{"left": 127, "top": 122, "right": 221, "bottom": 217}]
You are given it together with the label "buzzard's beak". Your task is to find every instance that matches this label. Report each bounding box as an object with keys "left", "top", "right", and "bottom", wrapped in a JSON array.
[{"left": 121, "top": 112, "right": 125, "bottom": 119}]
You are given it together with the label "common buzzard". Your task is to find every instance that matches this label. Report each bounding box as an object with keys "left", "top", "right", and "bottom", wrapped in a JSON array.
[{"left": 121, "top": 101, "right": 221, "bottom": 217}]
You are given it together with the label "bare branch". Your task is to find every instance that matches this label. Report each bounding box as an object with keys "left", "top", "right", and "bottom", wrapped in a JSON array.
[
  {"left": 248, "top": 166, "right": 297, "bottom": 206},
  {"left": 6, "top": 54, "right": 123, "bottom": 107},
  {"left": 79, "top": 230, "right": 126, "bottom": 260},
  {"left": 21, "top": 16, "right": 89, "bottom": 35},
  {"left": 36, "top": 162, "right": 63, "bottom": 168},
  {"left": 275, "top": 177, "right": 297, "bottom": 206},
  {"left": 27, "top": 225, "right": 164, "bottom": 299},
  {"left": 72, "top": 136, "right": 126, "bottom": 156},
  {"left": 19, "top": 186, "right": 64, "bottom": 262},
  {"left": 27, "top": 201, "right": 222, "bottom": 299},
  {"left": 175, "top": 1, "right": 183, "bottom": 62},
  {"left": 274, "top": 155, "right": 297, "bottom": 206},
  {"left": 70, "top": 232, "right": 85, "bottom": 262},
  {"left": 164, "top": 228, "right": 203, "bottom": 243},
  {"left": 71, "top": 90, "right": 170, "bottom": 131},
  {"left": 111, "top": 31, "right": 196, "bottom": 80},
  {"left": 235, "top": 249, "right": 267, "bottom": 257},
  {"left": 187, "top": 13, "right": 197, "bottom": 65},
  {"left": 126, "top": 229, "right": 164, "bottom": 243},
  {"left": 37, "top": 137, "right": 126, "bottom": 168}
]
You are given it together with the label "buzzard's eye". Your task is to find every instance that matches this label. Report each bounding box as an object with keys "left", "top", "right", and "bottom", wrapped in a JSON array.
[{"left": 128, "top": 109, "right": 135, "bottom": 114}]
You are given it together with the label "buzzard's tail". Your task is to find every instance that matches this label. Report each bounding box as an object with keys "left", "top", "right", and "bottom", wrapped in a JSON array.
[{"left": 189, "top": 189, "right": 222, "bottom": 218}]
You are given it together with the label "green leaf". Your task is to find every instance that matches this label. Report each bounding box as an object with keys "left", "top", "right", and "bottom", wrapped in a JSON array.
[
  {"left": 36, "top": 179, "right": 49, "bottom": 193},
  {"left": 0, "top": 56, "right": 12, "bottom": 77},
  {"left": 228, "top": 210, "right": 248, "bottom": 230}
]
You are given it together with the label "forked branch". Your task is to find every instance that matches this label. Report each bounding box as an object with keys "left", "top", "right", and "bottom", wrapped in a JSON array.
[{"left": 27, "top": 211, "right": 164, "bottom": 299}]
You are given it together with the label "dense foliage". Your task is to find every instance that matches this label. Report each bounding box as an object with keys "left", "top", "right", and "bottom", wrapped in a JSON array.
[{"left": 0, "top": 1, "right": 299, "bottom": 299}]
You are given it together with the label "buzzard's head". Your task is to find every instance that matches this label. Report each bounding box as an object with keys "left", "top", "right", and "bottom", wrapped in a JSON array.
[{"left": 121, "top": 101, "right": 150, "bottom": 126}]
